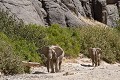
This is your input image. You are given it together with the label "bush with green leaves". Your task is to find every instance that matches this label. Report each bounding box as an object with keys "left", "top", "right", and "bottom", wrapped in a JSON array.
[
  {"left": 0, "top": 32, "right": 25, "bottom": 75},
  {"left": 79, "top": 26, "right": 120, "bottom": 63},
  {"left": 0, "top": 9, "right": 24, "bottom": 38},
  {"left": 18, "top": 24, "right": 47, "bottom": 48},
  {"left": 13, "top": 39, "right": 41, "bottom": 62},
  {"left": 0, "top": 10, "right": 41, "bottom": 62},
  {"left": 45, "top": 24, "right": 81, "bottom": 57}
]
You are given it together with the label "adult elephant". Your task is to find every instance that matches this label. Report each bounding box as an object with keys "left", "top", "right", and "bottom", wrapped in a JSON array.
[
  {"left": 88, "top": 48, "right": 102, "bottom": 67},
  {"left": 37, "top": 45, "right": 64, "bottom": 73}
]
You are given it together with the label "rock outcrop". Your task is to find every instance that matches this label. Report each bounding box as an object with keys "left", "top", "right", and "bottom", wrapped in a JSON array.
[
  {"left": 92, "top": 0, "right": 119, "bottom": 27},
  {"left": 0, "top": 0, "right": 119, "bottom": 27}
]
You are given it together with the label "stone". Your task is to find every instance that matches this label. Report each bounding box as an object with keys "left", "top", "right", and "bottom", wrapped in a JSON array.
[
  {"left": 0, "top": 0, "right": 45, "bottom": 25},
  {"left": 65, "top": 11, "right": 86, "bottom": 27},
  {"left": 81, "top": 0, "right": 92, "bottom": 19},
  {"left": 42, "top": 0, "right": 66, "bottom": 26},
  {"left": 106, "top": 5, "right": 119, "bottom": 27}
]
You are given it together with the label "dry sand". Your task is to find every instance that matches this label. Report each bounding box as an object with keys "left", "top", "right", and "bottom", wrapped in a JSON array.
[{"left": 1, "top": 57, "right": 120, "bottom": 80}]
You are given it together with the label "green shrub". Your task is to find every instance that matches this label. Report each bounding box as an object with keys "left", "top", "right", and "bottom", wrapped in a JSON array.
[
  {"left": 0, "top": 9, "right": 24, "bottom": 38},
  {"left": 18, "top": 24, "right": 47, "bottom": 48},
  {"left": 0, "top": 33, "right": 25, "bottom": 75},
  {"left": 0, "top": 10, "right": 41, "bottom": 63},
  {"left": 46, "top": 24, "right": 81, "bottom": 57},
  {"left": 79, "top": 26, "right": 120, "bottom": 63},
  {"left": 13, "top": 39, "right": 41, "bottom": 62}
]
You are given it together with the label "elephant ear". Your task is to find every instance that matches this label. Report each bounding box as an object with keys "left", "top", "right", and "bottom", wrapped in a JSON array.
[
  {"left": 51, "top": 46, "right": 64, "bottom": 57},
  {"left": 96, "top": 48, "right": 102, "bottom": 54}
]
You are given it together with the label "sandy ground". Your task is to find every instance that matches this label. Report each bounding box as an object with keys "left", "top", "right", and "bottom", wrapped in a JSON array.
[{"left": 0, "top": 57, "right": 120, "bottom": 80}]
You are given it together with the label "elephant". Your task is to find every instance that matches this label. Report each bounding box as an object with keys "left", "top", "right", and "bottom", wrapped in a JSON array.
[
  {"left": 88, "top": 48, "right": 102, "bottom": 67},
  {"left": 37, "top": 45, "right": 64, "bottom": 73}
]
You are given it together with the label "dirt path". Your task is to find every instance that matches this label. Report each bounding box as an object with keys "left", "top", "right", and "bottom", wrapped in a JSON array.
[{"left": 1, "top": 58, "right": 120, "bottom": 80}]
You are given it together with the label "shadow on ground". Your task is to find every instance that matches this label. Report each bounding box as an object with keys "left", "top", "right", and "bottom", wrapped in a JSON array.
[
  {"left": 81, "top": 64, "right": 93, "bottom": 67},
  {"left": 32, "top": 71, "right": 47, "bottom": 74}
]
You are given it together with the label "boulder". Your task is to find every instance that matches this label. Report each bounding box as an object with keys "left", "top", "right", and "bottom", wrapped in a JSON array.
[
  {"left": 42, "top": 0, "right": 66, "bottom": 26},
  {"left": 65, "top": 11, "right": 86, "bottom": 27},
  {"left": 107, "top": 5, "right": 119, "bottom": 27},
  {"left": 0, "top": 0, "right": 45, "bottom": 25},
  {"left": 81, "top": 0, "right": 92, "bottom": 19},
  {"left": 73, "top": 0, "right": 87, "bottom": 17},
  {"left": 42, "top": 0, "right": 87, "bottom": 27},
  {"left": 91, "top": 0, "right": 119, "bottom": 26}
]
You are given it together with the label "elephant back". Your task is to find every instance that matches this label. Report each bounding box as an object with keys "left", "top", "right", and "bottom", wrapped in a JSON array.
[{"left": 50, "top": 45, "right": 64, "bottom": 57}]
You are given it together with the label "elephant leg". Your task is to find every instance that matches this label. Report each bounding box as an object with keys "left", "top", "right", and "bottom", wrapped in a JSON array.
[
  {"left": 46, "top": 60, "right": 50, "bottom": 72},
  {"left": 59, "top": 61, "right": 62, "bottom": 71},
  {"left": 91, "top": 55, "right": 95, "bottom": 67},
  {"left": 89, "top": 48, "right": 94, "bottom": 66},
  {"left": 98, "top": 54, "right": 101, "bottom": 66},
  {"left": 50, "top": 60, "right": 55, "bottom": 73},
  {"left": 95, "top": 61, "right": 97, "bottom": 67},
  {"left": 92, "top": 58, "right": 94, "bottom": 66},
  {"left": 95, "top": 54, "right": 98, "bottom": 67},
  {"left": 55, "top": 59, "right": 59, "bottom": 72}
]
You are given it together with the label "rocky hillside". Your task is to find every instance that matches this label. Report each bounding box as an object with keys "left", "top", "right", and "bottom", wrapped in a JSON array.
[{"left": 0, "top": 0, "right": 119, "bottom": 27}]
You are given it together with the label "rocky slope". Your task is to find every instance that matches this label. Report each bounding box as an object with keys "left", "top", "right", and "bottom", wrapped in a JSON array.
[
  {"left": 0, "top": 0, "right": 119, "bottom": 27},
  {"left": 1, "top": 57, "right": 120, "bottom": 80}
]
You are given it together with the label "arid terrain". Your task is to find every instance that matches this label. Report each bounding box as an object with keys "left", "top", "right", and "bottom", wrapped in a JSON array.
[{"left": 1, "top": 57, "right": 120, "bottom": 80}]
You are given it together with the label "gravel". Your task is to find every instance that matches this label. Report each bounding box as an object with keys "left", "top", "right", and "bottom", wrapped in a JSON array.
[{"left": 1, "top": 58, "right": 120, "bottom": 80}]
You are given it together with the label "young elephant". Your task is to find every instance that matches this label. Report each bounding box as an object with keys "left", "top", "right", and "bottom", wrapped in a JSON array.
[
  {"left": 88, "top": 48, "right": 102, "bottom": 67},
  {"left": 38, "top": 45, "right": 64, "bottom": 73}
]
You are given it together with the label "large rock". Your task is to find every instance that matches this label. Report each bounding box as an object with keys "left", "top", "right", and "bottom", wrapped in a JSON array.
[
  {"left": 0, "top": 0, "right": 119, "bottom": 27},
  {"left": 42, "top": 0, "right": 66, "bottom": 26},
  {"left": 30, "top": 0, "right": 47, "bottom": 25},
  {"left": 0, "top": 0, "right": 45, "bottom": 25},
  {"left": 42, "top": 0, "right": 87, "bottom": 27},
  {"left": 81, "top": 0, "right": 92, "bottom": 19},
  {"left": 61, "top": 0, "right": 86, "bottom": 17},
  {"left": 65, "top": 11, "right": 86, "bottom": 27},
  {"left": 92, "top": 0, "right": 119, "bottom": 27},
  {"left": 107, "top": 5, "right": 119, "bottom": 27}
]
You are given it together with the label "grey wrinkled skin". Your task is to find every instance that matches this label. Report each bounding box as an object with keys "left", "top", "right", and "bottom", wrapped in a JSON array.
[
  {"left": 88, "top": 48, "right": 102, "bottom": 67},
  {"left": 37, "top": 45, "right": 64, "bottom": 73}
]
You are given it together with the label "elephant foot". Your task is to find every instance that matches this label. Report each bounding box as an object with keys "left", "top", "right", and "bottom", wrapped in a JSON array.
[
  {"left": 56, "top": 70, "right": 59, "bottom": 73},
  {"left": 95, "top": 64, "right": 98, "bottom": 67},
  {"left": 55, "top": 69, "right": 59, "bottom": 73},
  {"left": 98, "top": 63, "right": 100, "bottom": 66},
  {"left": 51, "top": 71, "right": 55, "bottom": 73}
]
